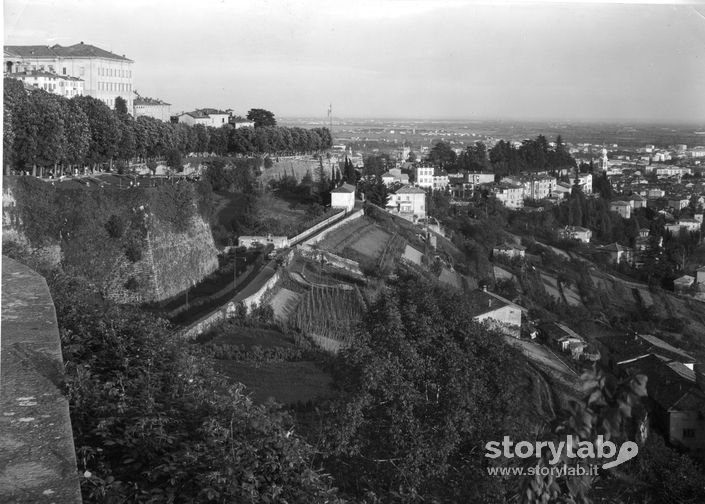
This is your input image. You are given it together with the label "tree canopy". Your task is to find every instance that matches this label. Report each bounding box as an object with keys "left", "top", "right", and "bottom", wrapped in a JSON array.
[
  {"left": 2, "top": 79, "right": 332, "bottom": 173},
  {"left": 246, "top": 108, "right": 277, "bottom": 128},
  {"left": 50, "top": 272, "right": 341, "bottom": 503},
  {"left": 318, "top": 268, "right": 540, "bottom": 502}
]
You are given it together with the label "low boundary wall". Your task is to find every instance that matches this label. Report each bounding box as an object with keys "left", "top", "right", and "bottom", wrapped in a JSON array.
[
  {"left": 302, "top": 208, "right": 364, "bottom": 246},
  {"left": 289, "top": 209, "right": 346, "bottom": 246},
  {"left": 1, "top": 257, "right": 82, "bottom": 503}
]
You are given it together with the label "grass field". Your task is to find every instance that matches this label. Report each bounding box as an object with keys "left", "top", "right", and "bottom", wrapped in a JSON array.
[
  {"left": 260, "top": 156, "right": 339, "bottom": 185},
  {"left": 215, "top": 360, "right": 334, "bottom": 404},
  {"left": 253, "top": 192, "right": 337, "bottom": 237},
  {"left": 199, "top": 323, "right": 297, "bottom": 349}
]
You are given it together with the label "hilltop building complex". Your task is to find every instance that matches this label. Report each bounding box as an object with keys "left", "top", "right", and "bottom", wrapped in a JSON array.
[{"left": 5, "top": 42, "right": 134, "bottom": 110}]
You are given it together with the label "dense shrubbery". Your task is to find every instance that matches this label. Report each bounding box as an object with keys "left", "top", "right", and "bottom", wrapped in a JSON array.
[
  {"left": 193, "top": 342, "right": 306, "bottom": 363},
  {"left": 50, "top": 272, "right": 341, "bottom": 503},
  {"left": 312, "top": 268, "right": 540, "bottom": 502}
]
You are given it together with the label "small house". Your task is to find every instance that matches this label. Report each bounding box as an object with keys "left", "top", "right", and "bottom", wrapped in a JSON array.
[
  {"left": 330, "top": 183, "right": 356, "bottom": 212},
  {"left": 493, "top": 243, "right": 526, "bottom": 260},
  {"left": 674, "top": 275, "right": 695, "bottom": 293}
]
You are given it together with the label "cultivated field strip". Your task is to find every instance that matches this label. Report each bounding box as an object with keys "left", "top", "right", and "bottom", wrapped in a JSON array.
[{"left": 293, "top": 285, "right": 365, "bottom": 349}]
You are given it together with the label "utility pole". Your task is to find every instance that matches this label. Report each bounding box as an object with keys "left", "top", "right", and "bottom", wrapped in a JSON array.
[{"left": 233, "top": 248, "right": 237, "bottom": 290}]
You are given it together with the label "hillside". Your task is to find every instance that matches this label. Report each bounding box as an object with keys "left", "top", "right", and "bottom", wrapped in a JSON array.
[
  {"left": 493, "top": 236, "right": 705, "bottom": 362},
  {"left": 2, "top": 175, "right": 219, "bottom": 303}
]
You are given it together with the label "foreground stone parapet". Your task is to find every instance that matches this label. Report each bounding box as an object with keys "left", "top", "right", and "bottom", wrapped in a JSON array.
[{"left": 1, "top": 257, "right": 82, "bottom": 503}]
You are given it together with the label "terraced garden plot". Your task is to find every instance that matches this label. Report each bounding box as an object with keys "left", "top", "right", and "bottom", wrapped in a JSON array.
[
  {"left": 403, "top": 244, "right": 424, "bottom": 265},
  {"left": 439, "top": 267, "right": 462, "bottom": 289},
  {"left": 562, "top": 284, "right": 584, "bottom": 307},
  {"left": 317, "top": 217, "right": 378, "bottom": 254},
  {"left": 293, "top": 285, "right": 365, "bottom": 349},
  {"left": 540, "top": 272, "right": 562, "bottom": 302},
  {"left": 268, "top": 288, "right": 301, "bottom": 322},
  {"left": 348, "top": 226, "right": 393, "bottom": 261},
  {"left": 494, "top": 265, "right": 514, "bottom": 281},
  {"left": 636, "top": 287, "right": 655, "bottom": 308}
]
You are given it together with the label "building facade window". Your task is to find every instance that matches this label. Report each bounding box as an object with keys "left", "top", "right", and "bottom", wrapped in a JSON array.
[{"left": 683, "top": 428, "right": 696, "bottom": 438}]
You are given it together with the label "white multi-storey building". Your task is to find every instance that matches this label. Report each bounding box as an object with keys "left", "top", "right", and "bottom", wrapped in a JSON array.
[
  {"left": 502, "top": 174, "right": 557, "bottom": 201},
  {"left": 5, "top": 42, "right": 134, "bottom": 110},
  {"left": 610, "top": 200, "right": 632, "bottom": 219},
  {"left": 133, "top": 95, "right": 171, "bottom": 122},
  {"left": 432, "top": 173, "right": 449, "bottom": 191},
  {"left": 6, "top": 69, "right": 83, "bottom": 98},
  {"left": 172, "top": 108, "right": 231, "bottom": 128},
  {"left": 387, "top": 185, "right": 426, "bottom": 219},
  {"left": 494, "top": 183, "right": 524, "bottom": 209},
  {"left": 577, "top": 173, "right": 593, "bottom": 195},
  {"left": 416, "top": 166, "right": 434, "bottom": 189}
]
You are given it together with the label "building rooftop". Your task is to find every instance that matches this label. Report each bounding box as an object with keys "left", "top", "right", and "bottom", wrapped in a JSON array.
[
  {"left": 135, "top": 96, "right": 171, "bottom": 106},
  {"left": 602, "top": 242, "right": 632, "bottom": 253},
  {"left": 565, "top": 225, "right": 591, "bottom": 233},
  {"left": 5, "top": 42, "right": 132, "bottom": 62},
  {"left": 7, "top": 69, "right": 84, "bottom": 81},
  {"left": 330, "top": 183, "right": 356, "bottom": 194},
  {"left": 395, "top": 185, "right": 426, "bottom": 195},
  {"left": 466, "top": 289, "right": 510, "bottom": 319},
  {"left": 619, "top": 355, "right": 705, "bottom": 412},
  {"left": 601, "top": 333, "right": 696, "bottom": 365},
  {"left": 198, "top": 107, "right": 229, "bottom": 115},
  {"left": 674, "top": 275, "right": 695, "bottom": 285}
]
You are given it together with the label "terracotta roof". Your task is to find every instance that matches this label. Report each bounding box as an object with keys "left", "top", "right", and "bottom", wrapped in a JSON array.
[
  {"left": 5, "top": 43, "right": 132, "bottom": 62},
  {"left": 466, "top": 290, "right": 510, "bottom": 319},
  {"left": 4, "top": 45, "right": 57, "bottom": 58},
  {"left": 198, "top": 108, "right": 229, "bottom": 115},
  {"left": 619, "top": 355, "right": 705, "bottom": 412},
  {"left": 601, "top": 333, "right": 695, "bottom": 365},
  {"left": 135, "top": 97, "right": 170, "bottom": 106},
  {"left": 674, "top": 275, "right": 694, "bottom": 285},
  {"left": 395, "top": 185, "right": 426, "bottom": 195},
  {"left": 565, "top": 226, "right": 591, "bottom": 233},
  {"left": 330, "top": 183, "right": 355, "bottom": 194}
]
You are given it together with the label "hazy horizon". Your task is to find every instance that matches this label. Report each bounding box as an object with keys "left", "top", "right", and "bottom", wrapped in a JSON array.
[
  {"left": 5, "top": 0, "right": 705, "bottom": 124},
  {"left": 280, "top": 115, "right": 705, "bottom": 127}
]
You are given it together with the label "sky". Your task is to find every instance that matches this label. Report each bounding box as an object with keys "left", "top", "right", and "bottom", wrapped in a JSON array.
[{"left": 4, "top": 0, "right": 705, "bottom": 123}]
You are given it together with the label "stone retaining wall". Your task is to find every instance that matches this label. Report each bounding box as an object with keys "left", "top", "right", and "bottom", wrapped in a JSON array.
[
  {"left": 1, "top": 257, "right": 82, "bottom": 503},
  {"left": 181, "top": 264, "right": 281, "bottom": 339}
]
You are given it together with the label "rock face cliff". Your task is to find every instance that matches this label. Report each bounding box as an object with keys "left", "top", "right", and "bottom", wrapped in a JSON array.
[{"left": 3, "top": 177, "right": 219, "bottom": 304}]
